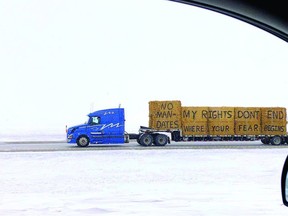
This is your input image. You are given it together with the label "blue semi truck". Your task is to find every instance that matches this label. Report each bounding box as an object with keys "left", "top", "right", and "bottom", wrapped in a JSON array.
[
  {"left": 66, "top": 108, "right": 170, "bottom": 147},
  {"left": 67, "top": 103, "right": 288, "bottom": 147}
]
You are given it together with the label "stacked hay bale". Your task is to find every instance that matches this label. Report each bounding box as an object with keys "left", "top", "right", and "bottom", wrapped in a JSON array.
[
  {"left": 234, "top": 107, "right": 261, "bottom": 135},
  {"left": 261, "top": 107, "right": 286, "bottom": 135},
  {"left": 207, "top": 107, "right": 235, "bottom": 136},
  {"left": 149, "top": 100, "right": 182, "bottom": 130},
  {"left": 148, "top": 100, "right": 287, "bottom": 137},
  {"left": 181, "top": 107, "right": 209, "bottom": 136}
]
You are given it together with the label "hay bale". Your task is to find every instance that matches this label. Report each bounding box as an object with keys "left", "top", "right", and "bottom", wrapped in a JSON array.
[
  {"left": 181, "top": 107, "right": 209, "bottom": 122},
  {"left": 208, "top": 121, "right": 234, "bottom": 136},
  {"left": 261, "top": 107, "right": 286, "bottom": 135},
  {"left": 261, "top": 122, "right": 286, "bottom": 135},
  {"left": 235, "top": 121, "right": 261, "bottom": 135},
  {"left": 149, "top": 100, "right": 182, "bottom": 130},
  {"left": 261, "top": 107, "right": 286, "bottom": 123},
  {"left": 182, "top": 121, "right": 208, "bottom": 136},
  {"left": 234, "top": 107, "right": 261, "bottom": 121}
]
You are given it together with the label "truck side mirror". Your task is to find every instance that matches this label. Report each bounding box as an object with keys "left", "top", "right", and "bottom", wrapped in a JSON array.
[{"left": 281, "top": 155, "right": 288, "bottom": 206}]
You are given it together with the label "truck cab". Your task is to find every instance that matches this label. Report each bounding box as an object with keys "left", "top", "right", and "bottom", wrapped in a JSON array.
[{"left": 67, "top": 108, "right": 125, "bottom": 147}]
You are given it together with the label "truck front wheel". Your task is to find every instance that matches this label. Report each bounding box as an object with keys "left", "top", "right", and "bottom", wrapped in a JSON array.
[
  {"left": 77, "top": 136, "right": 90, "bottom": 147},
  {"left": 154, "top": 134, "right": 168, "bottom": 146},
  {"left": 139, "top": 134, "right": 153, "bottom": 146}
]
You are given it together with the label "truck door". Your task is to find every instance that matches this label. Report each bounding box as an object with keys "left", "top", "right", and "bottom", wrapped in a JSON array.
[{"left": 87, "top": 116, "right": 108, "bottom": 144}]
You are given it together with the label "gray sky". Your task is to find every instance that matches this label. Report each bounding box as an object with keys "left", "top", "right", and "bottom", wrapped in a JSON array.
[{"left": 1, "top": 0, "right": 288, "bottom": 134}]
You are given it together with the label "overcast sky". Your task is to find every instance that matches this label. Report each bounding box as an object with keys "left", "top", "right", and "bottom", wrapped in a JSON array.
[{"left": 1, "top": 0, "right": 288, "bottom": 134}]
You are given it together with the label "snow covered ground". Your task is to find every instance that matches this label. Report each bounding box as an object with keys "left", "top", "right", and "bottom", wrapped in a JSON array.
[
  {"left": 1, "top": 147, "right": 288, "bottom": 215},
  {"left": 0, "top": 131, "right": 66, "bottom": 142}
]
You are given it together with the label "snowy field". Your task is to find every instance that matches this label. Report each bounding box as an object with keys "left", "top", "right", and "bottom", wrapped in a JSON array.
[
  {"left": 1, "top": 147, "right": 288, "bottom": 216},
  {"left": 0, "top": 131, "right": 66, "bottom": 142}
]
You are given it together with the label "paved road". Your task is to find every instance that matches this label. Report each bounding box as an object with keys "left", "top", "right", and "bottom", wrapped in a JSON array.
[{"left": 1, "top": 140, "right": 288, "bottom": 152}]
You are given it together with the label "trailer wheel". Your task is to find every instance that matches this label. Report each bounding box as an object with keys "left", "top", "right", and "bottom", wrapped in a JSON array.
[
  {"left": 270, "top": 136, "right": 282, "bottom": 145},
  {"left": 77, "top": 136, "right": 90, "bottom": 147},
  {"left": 261, "top": 137, "right": 270, "bottom": 145},
  {"left": 139, "top": 134, "right": 153, "bottom": 146},
  {"left": 154, "top": 134, "right": 168, "bottom": 146}
]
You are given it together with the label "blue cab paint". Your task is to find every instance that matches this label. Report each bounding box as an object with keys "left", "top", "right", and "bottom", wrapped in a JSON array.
[{"left": 67, "top": 108, "right": 125, "bottom": 145}]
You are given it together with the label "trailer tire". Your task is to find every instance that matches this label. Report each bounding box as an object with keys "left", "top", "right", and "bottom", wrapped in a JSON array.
[
  {"left": 77, "top": 136, "right": 90, "bottom": 147},
  {"left": 261, "top": 137, "right": 270, "bottom": 145},
  {"left": 270, "top": 136, "right": 282, "bottom": 145},
  {"left": 139, "top": 134, "right": 153, "bottom": 146},
  {"left": 154, "top": 134, "right": 168, "bottom": 146}
]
